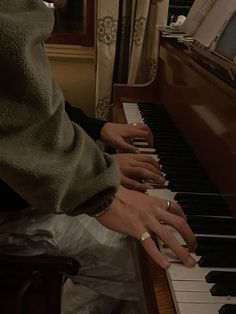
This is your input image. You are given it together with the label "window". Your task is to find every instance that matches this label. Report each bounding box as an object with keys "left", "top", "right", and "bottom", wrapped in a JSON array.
[{"left": 45, "top": 0, "right": 94, "bottom": 46}]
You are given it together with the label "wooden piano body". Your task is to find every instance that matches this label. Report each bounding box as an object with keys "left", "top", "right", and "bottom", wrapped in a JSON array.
[{"left": 112, "top": 38, "right": 236, "bottom": 314}]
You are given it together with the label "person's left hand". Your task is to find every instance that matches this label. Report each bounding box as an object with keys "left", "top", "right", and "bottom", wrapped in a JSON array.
[
  {"left": 100, "top": 122, "right": 153, "bottom": 153},
  {"left": 114, "top": 153, "right": 165, "bottom": 191}
]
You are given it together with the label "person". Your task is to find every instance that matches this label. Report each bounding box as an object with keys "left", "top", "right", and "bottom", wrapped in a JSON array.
[{"left": 0, "top": 1, "right": 196, "bottom": 313}]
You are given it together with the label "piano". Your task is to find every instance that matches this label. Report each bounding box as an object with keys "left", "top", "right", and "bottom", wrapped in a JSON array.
[{"left": 111, "top": 37, "right": 236, "bottom": 314}]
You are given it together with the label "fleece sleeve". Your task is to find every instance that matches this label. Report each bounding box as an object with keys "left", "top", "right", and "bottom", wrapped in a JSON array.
[
  {"left": 65, "top": 102, "right": 108, "bottom": 140},
  {"left": 0, "top": 0, "right": 120, "bottom": 216}
]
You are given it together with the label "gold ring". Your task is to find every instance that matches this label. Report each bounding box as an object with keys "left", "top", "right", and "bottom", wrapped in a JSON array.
[
  {"left": 166, "top": 200, "right": 171, "bottom": 211},
  {"left": 139, "top": 231, "right": 151, "bottom": 242}
]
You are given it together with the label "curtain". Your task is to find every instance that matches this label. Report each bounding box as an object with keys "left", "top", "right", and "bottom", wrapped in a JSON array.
[{"left": 95, "top": 0, "right": 169, "bottom": 120}]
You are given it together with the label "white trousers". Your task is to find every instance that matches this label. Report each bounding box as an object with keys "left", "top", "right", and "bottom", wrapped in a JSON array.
[{"left": 0, "top": 209, "right": 144, "bottom": 313}]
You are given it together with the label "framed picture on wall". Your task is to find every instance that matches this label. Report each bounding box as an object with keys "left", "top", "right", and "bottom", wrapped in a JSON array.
[{"left": 45, "top": 0, "right": 94, "bottom": 46}]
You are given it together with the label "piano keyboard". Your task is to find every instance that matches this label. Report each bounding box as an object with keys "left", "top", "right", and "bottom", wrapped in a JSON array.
[{"left": 123, "top": 102, "right": 236, "bottom": 314}]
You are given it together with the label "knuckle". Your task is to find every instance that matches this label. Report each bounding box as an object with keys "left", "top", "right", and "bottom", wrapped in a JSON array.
[
  {"left": 175, "top": 216, "right": 186, "bottom": 229},
  {"left": 159, "top": 229, "right": 173, "bottom": 243}
]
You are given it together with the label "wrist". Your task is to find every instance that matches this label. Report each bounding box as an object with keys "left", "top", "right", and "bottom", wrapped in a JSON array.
[{"left": 94, "top": 195, "right": 115, "bottom": 217}]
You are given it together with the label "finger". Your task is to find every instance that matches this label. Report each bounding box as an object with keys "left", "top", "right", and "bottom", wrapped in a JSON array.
[
  {"left": 130, "top": 123, "right": 152, "bottom": 135},
  {"left": 130, "top": 124, "right": 154, "bottom": 147},
  {"left": 131, "top": 161, "right": 163, "bottom": 176},
  {"left": 158, "top": 210, "right": 197, "bottom": 253},
  {"left": 133, "top": 154, "right": 161, "bottom": 169},
  {"left": 149, "top": 221, "right": 196, "bottom": 267},
  {"left": 120, "top": 176, "right": 148, "bottom": 192},
  {"left": 159, "top": 227, "right": 196, "bottom": 267},
  {"left": 167, "top": 202, "right": 186, "bottom": 220},
  {"left": 114, "top": 138, "right": 139, "bottom": 153},
  {"left": 141, "top": 236, "right": 170, "bottom": 269},
  {"left": 125, "top": 129, "right": 152, "bottom": 142},
  {"left": 125, "top": 167, "right": 165, "bottom": 184}
]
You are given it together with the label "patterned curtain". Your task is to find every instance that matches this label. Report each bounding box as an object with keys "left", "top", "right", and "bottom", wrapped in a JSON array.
[{"left": 95, "top": 0, "right": 169, "bottom": 120}]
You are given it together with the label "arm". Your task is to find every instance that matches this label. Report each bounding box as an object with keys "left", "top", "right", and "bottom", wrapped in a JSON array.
[
  {"left": 65, "top": 104, "right": 154, "bottom": 152},
  {"left": 0, "top": 0, "right": 119, "bottom": 216},
  {"left": 65, "top": 102, "right": 107, "bottom": 140}
]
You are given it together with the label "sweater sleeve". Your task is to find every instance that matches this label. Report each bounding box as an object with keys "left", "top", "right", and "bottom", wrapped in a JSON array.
[
  {"left": 65, "top": 102, "right": 108, "bottom": 140},
  {"left": 0, "top": 0, "right": 120, "bottom": 216}
]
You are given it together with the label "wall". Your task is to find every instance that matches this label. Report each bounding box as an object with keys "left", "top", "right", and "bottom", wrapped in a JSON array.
[{"left": 46, "top": 44, "right": 96, "bottom": 117}]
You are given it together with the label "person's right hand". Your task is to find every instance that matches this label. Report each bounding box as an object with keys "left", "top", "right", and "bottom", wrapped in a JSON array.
[
  {"left": 114, "top": 153, "right": 165, "bottom": 191},
  {"left": 96, "top": 186, "right": 197, "bottom": 270}
]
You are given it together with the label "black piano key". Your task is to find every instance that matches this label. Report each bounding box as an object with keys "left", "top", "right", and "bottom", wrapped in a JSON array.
[
  {"left": 174, "top": 193, "right": 222, "bottom": 202},
  {"left": 162, "top": 164, "right": 204, "bottom": 172},
  {"left": 176, "top": 193, "right": 223, "bottom": 201},
  {"left": 211, "top": 283, "right": 236, "bottom": 296},
  {"left": 196, "top": 237, "right": 236, "bottom": 255},
  {"left": 164, "top": 171, "right": 208, "bottom": 180},
  {"left": 180, "top": 202, "right": 230, "bottom": 214},
  {"left": 169, "top": 182, "right": 217, "bottom": 193},
  {"left": 199, "top": 254, "right": 236, "bottom": 268},
  {"left": 154, "top": 144, "right": 190, "bottom": 152},
  {"left": 219, "top": 304, "right": 236, "bottom": 314},
  {"left": 158, "top": 152, "right": 196, "bottom": 159},
  {"left": 169, "top": 178, "right": 215, "bottom": 187},
  {"left": 183, "top": 207, "right": 230, "bottom": 217},
  {"left": 164, "top": 168, "right": 209, "bottom": 177},
  {"left": 187, "top": 216, "right": 236, "bottom": 235},
  {"left": 178, "top": 199, "right": 229, "bottom": 209},
  {"left": 159, "top": 156, "right": 198, "bottom": 164},
  {"left": 206, "top": 271, "right": 236, "bottom": 283}
]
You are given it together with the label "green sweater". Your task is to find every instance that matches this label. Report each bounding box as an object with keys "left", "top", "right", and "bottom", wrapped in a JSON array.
[{"left": 0, "top": 0, "right": 120, "bottom": 216}]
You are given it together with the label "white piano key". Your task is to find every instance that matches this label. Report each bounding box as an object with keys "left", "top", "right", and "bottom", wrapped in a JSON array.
[
  {"left": 147, "top": 188, "right": 176, "bottom": 200},
  {"left": 161, "top": 247, "right": 200, "bottom": 263},
  {"left": 172, "top": 280, "right": 213, "bottom": 292},
  {"left": 122, "top": 102, "right": 143, "bottom": 124},
  {"left": 132, "top": 141, "right": 149, "bottom": 146},
  {"left": 178, "top": 303, "right": 223, "bottom": 314},
  {"left": 167, "top": 263, "right": 236, "bottom": 281},
  {"left": 175, "top": 291, "right": 236, "bottom": 304},
  {"left": 148, "top": 154, "right": 159, "bottom": 161},
  {"left": 132, "top": 137, "right": 146, "bottom": 141},
  {"left": 138, "top": 147, "right": 156, "bottom": 153},
  {"left": 163, "top": 225, "right": 236, "bottom": 242}
]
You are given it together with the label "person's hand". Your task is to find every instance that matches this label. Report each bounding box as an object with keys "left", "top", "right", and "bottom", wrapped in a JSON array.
[
  {"left": 100, "top": 122, "right": 153, "bottom": 153},
  {"left": 96, "top": 186, "right": 197, "bottom": 270},
  {"left": 114, "top": 153, "right": 165, "bottom": 191}
]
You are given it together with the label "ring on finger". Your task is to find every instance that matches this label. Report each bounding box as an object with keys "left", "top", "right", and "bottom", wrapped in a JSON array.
[
  {"left": 139, "top": 231, "right": 151, "bottom": 242},
  {"left": 165, "top": 200, "right": 171, "bottom": 211}
]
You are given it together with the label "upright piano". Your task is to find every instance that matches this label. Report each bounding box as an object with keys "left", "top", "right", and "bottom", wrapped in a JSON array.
[{"left": 112, "top": 38, "right": 236, "bottom": 314}]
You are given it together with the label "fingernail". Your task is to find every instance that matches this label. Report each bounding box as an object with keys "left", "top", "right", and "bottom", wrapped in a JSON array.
[
  {"left": 159, "top": 176, "right": 166, "bottom": 184},
  {"left": 186, "top": 255, "right": 196, "bottom": 267},
  {"left": 134, "top": 149, "right": 141, "bottom": 154},
  {"left": 163, "top": 261, "right": 171, "bottom": 269}
]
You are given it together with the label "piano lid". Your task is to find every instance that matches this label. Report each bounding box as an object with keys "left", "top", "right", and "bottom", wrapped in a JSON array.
[{"left": 156, "top": 38, "right": 236, "bottom": 215}]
